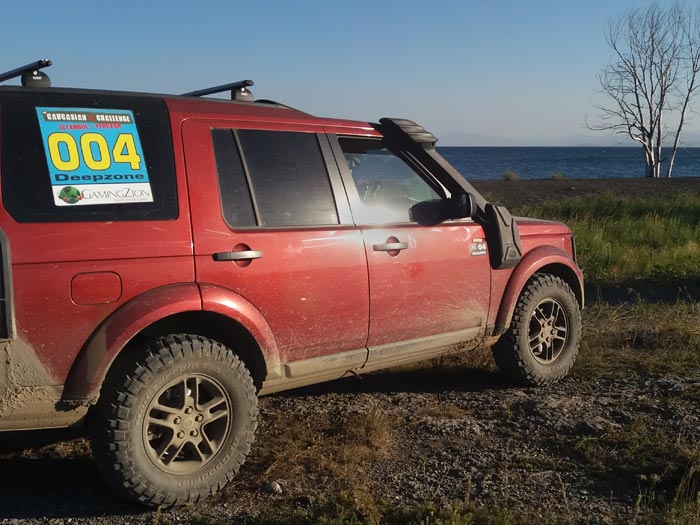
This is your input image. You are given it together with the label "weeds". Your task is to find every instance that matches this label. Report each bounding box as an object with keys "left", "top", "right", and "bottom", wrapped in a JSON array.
[
  {"left": 675, "top": 446, "right": 700, "bottom": 505},
  {"left": 661, "top": 500, "right": 700, "bottom": 524},
  {"left": 419, "top": 403, "right": 466, "bottom": 420},
  {"left": 575, "top": 299, "right": 700, "bottom": 379}
]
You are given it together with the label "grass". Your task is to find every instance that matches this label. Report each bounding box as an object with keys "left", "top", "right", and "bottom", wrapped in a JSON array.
[
  {"left": 225, "top": 404, "right": 396, "bottom": 523},
  {"left": 512, "top": 192, "right": 700, "bottom": 288},
  {"left": 574, "top": 299, "right": 700, "bottom": 379}
]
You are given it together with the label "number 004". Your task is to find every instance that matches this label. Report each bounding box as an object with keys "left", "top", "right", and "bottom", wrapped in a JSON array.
[{"left": 47, "top": 132, "right": 142, "bottom": 171}]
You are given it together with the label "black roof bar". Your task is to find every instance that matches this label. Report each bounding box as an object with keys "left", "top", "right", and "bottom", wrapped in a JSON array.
[
  {"left": 182, "top": 79, "right": 254, "bottom": 98},
  {"left": 0, "top": 59, "right": 52, "bottom": 84}
]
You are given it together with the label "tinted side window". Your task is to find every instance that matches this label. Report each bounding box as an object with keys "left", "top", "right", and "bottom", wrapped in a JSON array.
[
  {"left": 339, "top": 137, "right": 440, "bottom": 224},
  {"left": 0, "top": 91, "right": 177, "bottom": 222},
  {"left": 238, "top": 130, "right": 338, "bottom": 227}
]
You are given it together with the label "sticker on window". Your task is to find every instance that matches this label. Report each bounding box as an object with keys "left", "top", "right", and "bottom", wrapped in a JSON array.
[{"left": 35, "top": 107, "right": 153, "bottom": 206}]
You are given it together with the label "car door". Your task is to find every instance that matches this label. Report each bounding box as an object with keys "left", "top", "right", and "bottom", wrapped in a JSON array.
[
  {"left": 329, "top": 134, "right": 491, "bottom": 355},
  {"left": 182, "top": 120, "right": 369, "bottom": 366}
]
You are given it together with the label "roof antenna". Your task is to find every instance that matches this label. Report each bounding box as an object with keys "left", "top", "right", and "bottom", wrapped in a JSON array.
[{"left": 0, "top": 59, "right": 52, "bottom": 87}]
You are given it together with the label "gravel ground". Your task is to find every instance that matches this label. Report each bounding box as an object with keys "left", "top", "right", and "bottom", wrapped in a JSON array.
[{"left": 1, "top": 356, "right": 698, "bottom": 524}]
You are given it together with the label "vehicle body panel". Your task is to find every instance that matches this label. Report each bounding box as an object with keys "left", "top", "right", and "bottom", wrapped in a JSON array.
[
  {"left": 63, "top": 283, "right": 202, "bottom": 400},
  {"left": 180, "top": 118, "right": 370, "bottom": 364},
  {"left": 360, "top": 224, "right": 491, "bottom": 346}
]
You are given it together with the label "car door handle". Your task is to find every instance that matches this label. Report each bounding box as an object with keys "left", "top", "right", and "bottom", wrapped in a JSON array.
[
  {"left": 213, "top": 250, "right": 263, "bottom": 261},
  {"left": 373, "top": 242, "right": 408, "bottom": 252}
]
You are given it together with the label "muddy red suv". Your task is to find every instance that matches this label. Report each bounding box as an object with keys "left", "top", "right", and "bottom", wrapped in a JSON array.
[{"left": 0, "top": 60, "right": 583, "bottom": 507}]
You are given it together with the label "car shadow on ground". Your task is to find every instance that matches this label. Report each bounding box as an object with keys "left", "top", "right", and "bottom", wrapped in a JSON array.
[
  {"left": 276, "top": 359, "right": 518, "bottom": 399},
  {"left": 0, "top": 362, "right": 511, "bottom": 520},
  {"left": 0, "top": 433, "right": 146, "bottom": 519}
]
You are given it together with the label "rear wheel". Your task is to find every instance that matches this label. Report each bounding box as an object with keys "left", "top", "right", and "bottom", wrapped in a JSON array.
[
  {"left": 492, "top": 274, "right": 581, "bottom": 386},
  {"left": 90, "top": 334, "right": 258, "bottom": 507}
]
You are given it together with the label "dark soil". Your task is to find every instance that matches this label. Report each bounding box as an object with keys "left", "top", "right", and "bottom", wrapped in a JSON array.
[{"left": 472, "top": 176, "right": 699, "bottom": 209}]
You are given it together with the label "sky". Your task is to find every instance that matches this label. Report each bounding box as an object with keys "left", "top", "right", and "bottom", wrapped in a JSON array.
[{"left": 1, "top": 0, "right": 693, "bottom": 146}]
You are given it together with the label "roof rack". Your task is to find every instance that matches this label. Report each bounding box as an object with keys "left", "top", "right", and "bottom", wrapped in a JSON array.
[
  {"left": 181, "top": 80, "right": 254, "bottom": 101},
  {"left": 0, "top": 59, "right": 52, "bottom": 86}
]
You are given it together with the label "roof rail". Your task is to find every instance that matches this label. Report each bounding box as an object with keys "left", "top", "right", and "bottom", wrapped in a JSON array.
[
  {"left": 181, "top": 80, "right": 254, "bottom": 101},
  {"left": 0, "top": 59, "right": 52, "bottom": 86}
]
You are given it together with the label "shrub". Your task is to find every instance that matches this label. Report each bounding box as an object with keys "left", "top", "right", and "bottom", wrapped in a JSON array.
[
  {"left": 551, "top": 171, "right": 566, "bottom": 180},
  {"left": 503, "top": 170, "right": 518, "bottom": 181}
]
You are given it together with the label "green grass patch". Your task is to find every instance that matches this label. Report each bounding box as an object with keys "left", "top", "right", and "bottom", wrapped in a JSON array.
[{"left": 512, "top": 192, "right": 700, "bottom": 288}]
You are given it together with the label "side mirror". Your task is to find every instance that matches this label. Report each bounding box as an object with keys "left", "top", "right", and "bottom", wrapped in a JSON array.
[
  {"left": 409, "top": 199, "right": 445, "bottom": 225},
  {"left": 447, "top": 192, "right": 477, "bottom": 220},
  {"left": 409, "top": 192, "right": 477, "bottom": 226}
]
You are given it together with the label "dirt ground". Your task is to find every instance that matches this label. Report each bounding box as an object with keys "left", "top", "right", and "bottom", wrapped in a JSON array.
[{"left": 0, "top": 353, "right": 698, "bottom": 524}]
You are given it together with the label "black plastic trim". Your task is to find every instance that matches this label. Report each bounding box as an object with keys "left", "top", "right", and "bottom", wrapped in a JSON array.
[
  {"left": 232, "top": 129, "right": 263, "bottom": 226},
  {"left": 0, "top": 229, "right": 15, "bottom": 340},
  {"left": 318, "top": 134, "right": 354, "bottom": 226},
  {"left": 377, "top": 118, "right": 487, "bottom": 212},
  {"left": 376, "top": 118, "right": 523, "bottom": 269}
]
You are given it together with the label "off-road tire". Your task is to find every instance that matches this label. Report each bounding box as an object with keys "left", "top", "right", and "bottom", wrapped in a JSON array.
[
  {"left": 90, "top": 334, "right": 258, "bottom": 507},
  {"left": 492, "top": 274, "right": 581, "bottom": 386}
]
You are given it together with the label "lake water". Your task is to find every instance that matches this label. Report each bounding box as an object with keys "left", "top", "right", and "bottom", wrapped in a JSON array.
[{"left": 437, "top": 146, "right": 700, "bottom": 181}]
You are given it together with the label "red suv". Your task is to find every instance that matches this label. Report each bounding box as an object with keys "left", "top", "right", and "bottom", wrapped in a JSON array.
[{"left": 0, "top": 60, "right": 583, "bottom": 507}]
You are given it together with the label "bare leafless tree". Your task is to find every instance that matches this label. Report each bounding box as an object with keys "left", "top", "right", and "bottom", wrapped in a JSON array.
[
  {"left": 666, "top": 8, "right": 700, "bottom": 177},
  {"left": 593, "top": 4, "right": 700, "bottom": 178}
]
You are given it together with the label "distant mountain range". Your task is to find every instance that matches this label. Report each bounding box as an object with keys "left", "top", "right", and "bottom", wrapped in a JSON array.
[{"left": 437, "top": 130, "right": 700, "bottom": 147}]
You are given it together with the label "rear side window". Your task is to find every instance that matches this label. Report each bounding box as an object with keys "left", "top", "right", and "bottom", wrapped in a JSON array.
[
  {"left": 0, "top": 91, "right": 177, "bottom": 222},
  {"left": 212, "top": 129, "right": 339, "bottom": 228}
]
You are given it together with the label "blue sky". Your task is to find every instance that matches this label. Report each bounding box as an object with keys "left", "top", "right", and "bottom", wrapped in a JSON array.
[{"left": 0, "top": 0, "right": 690, "bottom": 145}]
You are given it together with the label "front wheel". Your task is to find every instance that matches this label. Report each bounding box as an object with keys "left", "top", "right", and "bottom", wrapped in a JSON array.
[
  {"left": 492, "top": 274, "right": 581, "bottom": 386},
  {"left": 90, "top": 334, "right": 258, "bottom": 507}
]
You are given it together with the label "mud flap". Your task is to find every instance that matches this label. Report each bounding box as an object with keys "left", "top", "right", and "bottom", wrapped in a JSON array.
[{"left": 484, "top": 203, "right": 522, "bottom": 270}]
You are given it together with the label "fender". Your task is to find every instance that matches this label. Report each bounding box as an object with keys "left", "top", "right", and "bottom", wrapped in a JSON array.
[
  {"left": 199, "top": 283, "right": 281, "bottom": 379},
  {"left": 62, "top": 283, "right": 203, "bottom": 401},
  {"left": 63, "top": 283, "right": 282, "bottom": 402},
  {"left": 495, "top": 245, "right": 583, "bottom": 333}
]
